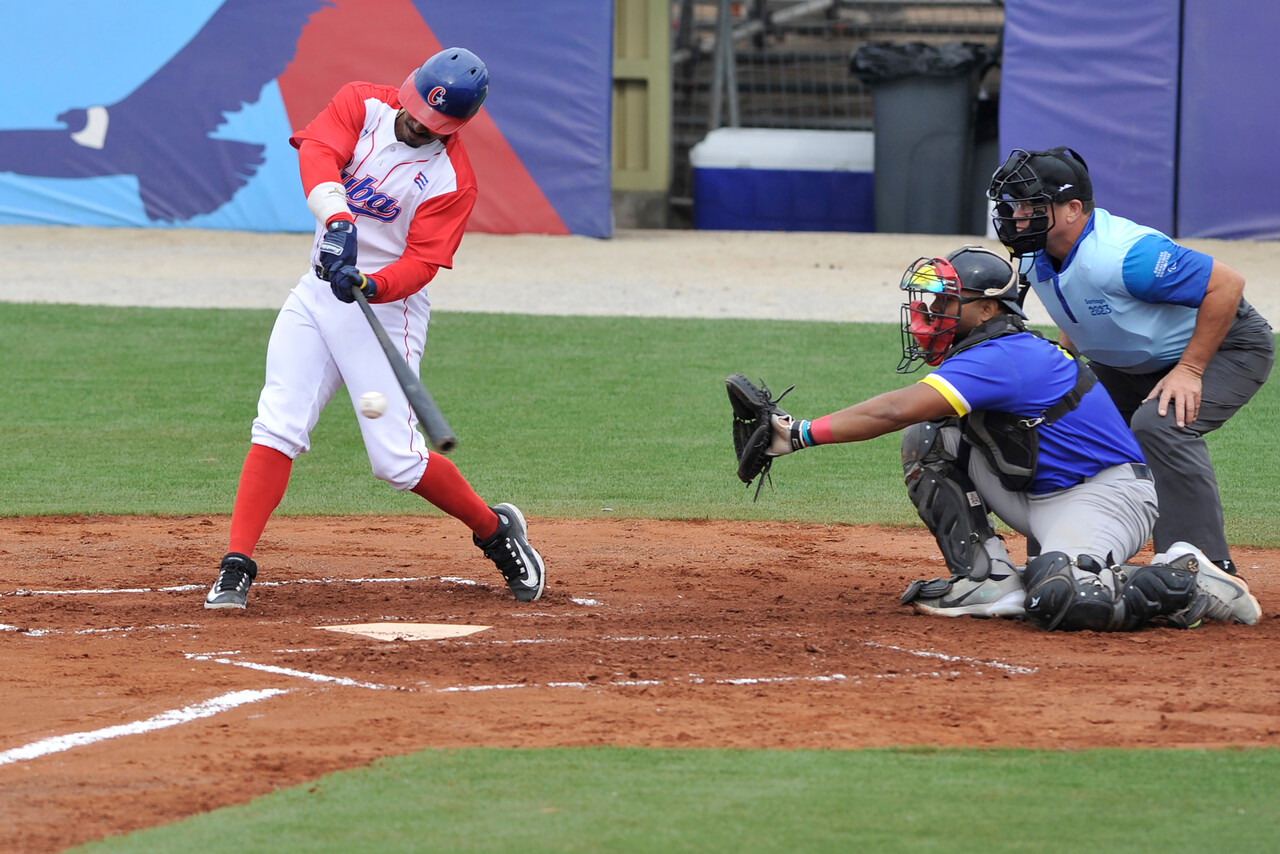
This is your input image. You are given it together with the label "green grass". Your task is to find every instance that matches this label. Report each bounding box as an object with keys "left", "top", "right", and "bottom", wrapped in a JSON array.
[
  {"left": 9, "top": 304, "right": 1280, "bottom": 853},
  {"left": 0, "top": 304, "right": 912, "bottom": 522},
  {"left": 3, "top": 304, "right": 1275, "bottom": 542},
  {"left": 72, "top": 747, "right": 1280, "bottom": 853}
]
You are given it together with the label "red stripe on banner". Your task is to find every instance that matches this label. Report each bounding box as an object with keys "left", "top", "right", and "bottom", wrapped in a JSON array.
[
  {"left": 277, "top": 0, "right": 567, "bottom": 234},
  {"left": 462, "top": 111, "right": 569, "bottom": 235}
]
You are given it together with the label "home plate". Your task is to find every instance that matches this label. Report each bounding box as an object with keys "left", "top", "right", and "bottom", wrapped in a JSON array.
[{"left": 317, "top": 623, "right": 490, "bottom": 642}]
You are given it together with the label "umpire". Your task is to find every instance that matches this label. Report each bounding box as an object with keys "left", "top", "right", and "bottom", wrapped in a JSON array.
[
  {"left": 988, "top": 147, "right": 1275, "bottom": 576},
  {"left": 740, "top": 246, "right": 1259, "bottom": 631}
]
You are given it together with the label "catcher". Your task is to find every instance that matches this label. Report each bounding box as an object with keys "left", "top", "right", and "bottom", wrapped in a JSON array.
[{"left": 726, "top": 245, "right": 1260, "bottom": 631}]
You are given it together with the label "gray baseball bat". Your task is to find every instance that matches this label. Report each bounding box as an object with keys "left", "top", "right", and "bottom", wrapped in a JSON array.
[{"left": 349, "top": 283, "right": 458, "bottom": 454}]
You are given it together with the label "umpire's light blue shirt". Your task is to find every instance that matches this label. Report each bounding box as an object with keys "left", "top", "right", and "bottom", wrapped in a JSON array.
[{"left": 1021, "top": 208, "right": 1215, "bottom": 373}]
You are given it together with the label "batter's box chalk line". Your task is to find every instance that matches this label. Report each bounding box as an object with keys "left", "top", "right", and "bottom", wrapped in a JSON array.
[{"left": 863, "top": 641, "right": 1037, "bottom": 675}]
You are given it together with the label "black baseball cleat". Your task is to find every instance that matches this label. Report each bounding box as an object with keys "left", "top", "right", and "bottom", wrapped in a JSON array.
[
  {"left": 204, "top": 552, "right": 258, "bottom": 610},
  {"left": 474, "top": 503, "right": 546, "bottom": 602}
]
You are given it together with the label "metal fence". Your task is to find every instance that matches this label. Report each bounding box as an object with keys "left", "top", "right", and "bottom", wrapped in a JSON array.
[{"left": 670, "top": 0, "right": 1005, "bottom": 224}]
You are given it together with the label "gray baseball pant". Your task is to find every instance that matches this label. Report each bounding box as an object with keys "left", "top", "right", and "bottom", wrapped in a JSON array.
[
  {"left": 1088, "top": 301, "right": 1274, "bottom": 562},
  {"left": 969, "top": 453, "right": 1158, "bottom": 567}
]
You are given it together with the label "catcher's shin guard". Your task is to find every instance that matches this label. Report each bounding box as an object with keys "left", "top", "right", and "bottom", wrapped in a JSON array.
[
  {"left": 902, "top": 420, "right": 1003, "bottom": 580},
  {"left": 1024, "top": 553, "right": 1203, "bottom": 632},
  {"left": 1114, "top": 560, "right": 1204, "bottom": 630},
  {"left": 1023, "top": 552, "right": 1119, "bottom": 631}
]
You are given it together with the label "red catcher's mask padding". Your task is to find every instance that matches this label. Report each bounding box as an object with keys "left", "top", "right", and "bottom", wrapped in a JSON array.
[{"left": 908, "top": 300, "right": 957, "bottom": 366}]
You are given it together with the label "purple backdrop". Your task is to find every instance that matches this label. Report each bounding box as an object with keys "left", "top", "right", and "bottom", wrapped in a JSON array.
[
  {"left": 1178, "top": 1, "right": 1280, "bottom": 238},
  {"left": 999, "top": 0, "right": 1180, "bottom": 236},
  {"left": 1000, "top": 0, "right": 1280, "bottom": 239}
]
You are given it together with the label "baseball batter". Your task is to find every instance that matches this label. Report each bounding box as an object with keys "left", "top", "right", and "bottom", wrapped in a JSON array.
[
  {"left": 746, "top": 246, "right": 1259, "bottom": 631},
  {"left": 988, "top": 147, "right": 1274, "bottom": 576},
  {"left": 205, "top": 48, "right": 545, "bottom": 610}
]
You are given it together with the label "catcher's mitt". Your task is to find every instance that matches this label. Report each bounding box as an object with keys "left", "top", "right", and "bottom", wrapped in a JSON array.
[{"left": 726, "top": 373, "right": 793, "bottom": 499}]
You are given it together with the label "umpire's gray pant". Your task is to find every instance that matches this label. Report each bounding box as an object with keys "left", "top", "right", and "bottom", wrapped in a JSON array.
[
  {"left": 1089, "top": 301, "right": 1274, "bottom": 562},
  {"left": 969, "top": 453, "right": 1158, "bottom": 568}
]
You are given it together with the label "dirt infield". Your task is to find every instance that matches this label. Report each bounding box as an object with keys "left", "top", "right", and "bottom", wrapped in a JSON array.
[
  {"left": 2, "top": 515, "right": 1277, "bottom": 853},
  {"left": 5, "top": 226, "right": 1278, "bottom": 851}
]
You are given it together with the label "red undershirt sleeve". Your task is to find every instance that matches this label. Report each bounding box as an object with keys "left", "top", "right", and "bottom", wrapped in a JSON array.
[
  {"left": 290, "top": 83, "right": 371, "bottom": 225},
  {"left": 368, "top": 185, "right": 476, "bottom": 302}
]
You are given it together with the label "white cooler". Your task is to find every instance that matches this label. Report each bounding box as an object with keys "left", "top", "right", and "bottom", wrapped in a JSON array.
[{"left": 690, "top": 128, "right": 875, "bottom": 232}]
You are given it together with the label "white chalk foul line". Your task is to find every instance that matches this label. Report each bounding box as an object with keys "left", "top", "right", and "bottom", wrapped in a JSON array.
[
  {"left": 9, "top": 576, "right": 443, "bottom": 597},
  {"left": 863, "top": 641, "right": 1037, "bottom": 675},
  {"left": 706, "top": 674, "right": 848, "bottom": 686},
  {"left": 1, "top": 623, "right": 204, "bottom": 637},
  {"left": 184, "top": 654, "right": 401, "bottom": 691},
  {"left": 0, "top": 688, "right": 286, "bottom": 767}
]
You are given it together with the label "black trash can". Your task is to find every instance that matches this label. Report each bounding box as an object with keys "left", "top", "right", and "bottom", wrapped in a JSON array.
[
  {"left": 969, "top": 86, "right": 1001, "bottom": 237},
  {"left": 852, "top": 42, "right": 993, "bottom": 235}
]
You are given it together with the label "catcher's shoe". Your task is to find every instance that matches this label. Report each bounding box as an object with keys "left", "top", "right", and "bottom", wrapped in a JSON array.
[
  {"left": 474, "top": 503, "right": 545, "bottom": 602},
  {"left": 1156, "top": 542, "right": 1261, "bottom": 626},
  {"left": 204, "top": 552, "right": 258, "bottom": 610},
  {"left": 902, "top": 571, "right": 1026, "bottom": 619}
]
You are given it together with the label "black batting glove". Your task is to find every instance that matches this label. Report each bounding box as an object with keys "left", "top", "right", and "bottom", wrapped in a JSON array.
[
  {"left": 318, "top": 220, "right": 358, "bottom": 278},
  {"left": 330, "top": 265, "right": 377, "bottom": 303}
]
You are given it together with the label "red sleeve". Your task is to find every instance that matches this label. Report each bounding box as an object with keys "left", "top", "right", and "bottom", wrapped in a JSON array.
[
  {"left": 295, "top": 142, "right": 353, "bottom": 225},
  {"left": 289, "top": 82, "right": 373, "bottom": 199},
  {"left": 369, "top": 185, "right": 477, "bottom": 302}
]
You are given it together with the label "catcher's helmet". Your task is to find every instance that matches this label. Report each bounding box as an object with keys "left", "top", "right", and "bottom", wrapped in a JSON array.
[
  {"left": 398, "top": 47, "right": 489, "bottom": 135},
  {"left": 986, "top": 147, "right": 1092, "bottom": 257},
  {"left": 946, "top": 245, "right": 1025, "bottom": 318},
  {"left": 897, "top": 245, "right": 1024, "bottom": 371}
]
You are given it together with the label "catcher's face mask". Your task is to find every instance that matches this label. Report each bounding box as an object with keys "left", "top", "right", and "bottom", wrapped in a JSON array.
[{"left": 897, "top": 257, "right": 962, "bottom": 372}]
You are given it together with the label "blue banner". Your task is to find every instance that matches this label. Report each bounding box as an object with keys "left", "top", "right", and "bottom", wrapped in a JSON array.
[{"left": 0, "top": 0, "right": 613, "bottom": 236}]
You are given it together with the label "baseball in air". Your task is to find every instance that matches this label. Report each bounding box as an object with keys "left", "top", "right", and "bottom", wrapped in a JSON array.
[{"left": 358, "top": 391, "right": 388, "bottom": 419}]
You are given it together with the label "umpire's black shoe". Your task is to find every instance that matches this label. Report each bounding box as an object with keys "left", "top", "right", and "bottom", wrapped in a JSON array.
[
  {"left": 474, "top": 503, "right": 545, "bottom": 602},
  {"left": 204, "top": 552, "right": 258, "bottom": 610}
]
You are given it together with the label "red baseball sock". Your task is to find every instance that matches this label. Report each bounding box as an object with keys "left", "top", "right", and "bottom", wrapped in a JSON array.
[
  {"left": 228, "top": 444, "right": 292, "bottom": 557},
  {"left": 411, "top": 454, "right": 498, "bottom": 539}
]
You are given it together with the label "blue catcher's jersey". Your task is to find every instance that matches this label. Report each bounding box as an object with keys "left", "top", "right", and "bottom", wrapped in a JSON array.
[
  {"left": 1021, "top": 208, "right": 1215, "bottom": 373},
  {"left": 919, "top": 332, "right": 1146, "bottom": 494}
]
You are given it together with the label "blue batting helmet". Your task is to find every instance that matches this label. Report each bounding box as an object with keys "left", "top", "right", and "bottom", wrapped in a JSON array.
[{"left": 398, "top": 47, "right": 489, "bottom": 135}]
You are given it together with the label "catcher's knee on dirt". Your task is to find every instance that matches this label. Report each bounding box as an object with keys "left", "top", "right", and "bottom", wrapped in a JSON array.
[
  {"left": 1024, "top": 553, "right": 1201, "bottom": 631},
  {"left": 902, "top": 420, "right": 1003, "bottom": 580},
  {"left": 1113, "top": 561, "right": 1204, "bottom": 630},
  {"left": 1023, "top": 552, "right": 1119, "bottom": 631}
]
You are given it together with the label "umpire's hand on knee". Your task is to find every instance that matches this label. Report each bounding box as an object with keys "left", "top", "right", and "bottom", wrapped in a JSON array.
[{"left": 1147, "top": 363, "right": 1202, "bottom": 427}]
